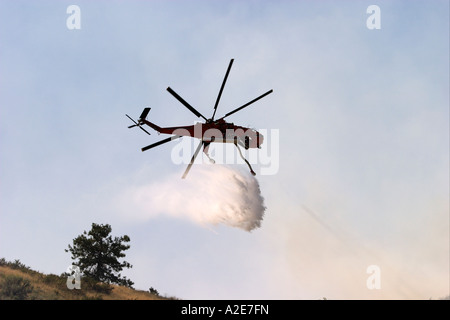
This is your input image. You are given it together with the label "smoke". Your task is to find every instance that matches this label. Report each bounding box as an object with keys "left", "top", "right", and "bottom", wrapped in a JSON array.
[
  {"left": 120, "top": 164, "right": 266, "bottom": 231},
  {"left": 268, "top": 198, "right": 450, "bottom": 299}
]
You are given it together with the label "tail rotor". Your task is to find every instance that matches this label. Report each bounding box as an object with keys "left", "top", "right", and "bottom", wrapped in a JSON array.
[{"left": 126, "top": 107, "right": 151, "bottom": 135}]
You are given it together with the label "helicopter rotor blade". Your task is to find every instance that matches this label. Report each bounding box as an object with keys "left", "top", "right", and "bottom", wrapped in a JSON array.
[
  {"left": 182, "top": 140, "right": 204, "bottom": 179},
  {"left": 141, "top": 135, "right": 182, "bottom": 152},
  {"left": 211, "top": 59, "right": 234, "bottom": 121},
  {"left": 221, "top": 89, "right": 273, "bottom": 120},
  {"left": 167, "top": 87, "right": 208, "bottom": 121}
]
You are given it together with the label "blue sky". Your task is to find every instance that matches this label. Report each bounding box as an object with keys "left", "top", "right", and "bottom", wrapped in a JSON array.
[{"left": 0, "top": 0, "right": 448, "bottom": 299}]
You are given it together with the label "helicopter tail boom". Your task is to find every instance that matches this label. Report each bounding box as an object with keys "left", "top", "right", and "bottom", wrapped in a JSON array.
[{"left": 137, "top": 107, "right": 163, "bottom": 133}]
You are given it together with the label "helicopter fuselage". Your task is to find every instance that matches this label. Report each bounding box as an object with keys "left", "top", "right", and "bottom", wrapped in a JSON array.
[{"left": 142, "top": 118, "right": 263, "bottom": 149}]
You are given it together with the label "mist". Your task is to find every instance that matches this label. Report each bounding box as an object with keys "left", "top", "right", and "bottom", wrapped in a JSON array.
[{"left": 120, "top": 164, "right": 266, "bottom": 232}]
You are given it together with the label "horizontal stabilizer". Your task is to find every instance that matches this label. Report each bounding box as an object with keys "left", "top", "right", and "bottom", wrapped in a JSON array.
[{"left": 140, "top": 107, "right": 151, "bottom": 120}]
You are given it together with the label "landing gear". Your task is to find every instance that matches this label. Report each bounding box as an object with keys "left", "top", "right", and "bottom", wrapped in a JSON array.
[
  {"left": 202, "top": 141, "right": 256, "bottom": 176},
  {"left": 203, "top": 142, "right": 216, "bottom": 164},
  {"left": 234, "top": 141, "right": 256, "bottom": 176}
]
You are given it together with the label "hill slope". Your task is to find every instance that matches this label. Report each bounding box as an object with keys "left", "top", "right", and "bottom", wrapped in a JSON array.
[{"left": 0, "top": 259, "right": 172, "bottom": 300}]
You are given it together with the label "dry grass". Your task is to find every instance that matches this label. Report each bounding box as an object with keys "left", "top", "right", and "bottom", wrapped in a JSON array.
[
  {"left": 0, "top": 264, "right": 171, "bottom": 300},
  {"left": 106, "top": 285, "right": 166, "bottom": 300}
]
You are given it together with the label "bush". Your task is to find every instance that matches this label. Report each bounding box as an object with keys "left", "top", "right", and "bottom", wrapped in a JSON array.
[
  {"left": 0, "top": 258, "right": 32, "bottom": 273},
  {"left": 42, "top": 273, "right": 66, "bottom": 288},
  {"left": 149, "top": 287, "right": 159, "bottom": 296},
  {"left": 0, "top": 275, "right": 34, "bottom": 300},
  {"left": 81, "top": 276, "right": 113, "bottom": 294}
]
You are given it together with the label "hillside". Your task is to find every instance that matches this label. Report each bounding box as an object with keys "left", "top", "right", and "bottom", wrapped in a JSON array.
[{"left": 0, "top": 259, "right": 174, "bottom": 300}]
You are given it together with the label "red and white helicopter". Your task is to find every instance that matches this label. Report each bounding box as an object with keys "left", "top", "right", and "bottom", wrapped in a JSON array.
[{"left": 126, "top": 59, "right": 272, "bottom": 178}]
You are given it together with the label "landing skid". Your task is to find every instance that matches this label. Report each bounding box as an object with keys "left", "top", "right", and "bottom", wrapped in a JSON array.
[
  {"left": 234, "top": 141, "right": 256, "bottom": 176},
  {"left": 202, "top": 141, "right": 256, "bottom": 176},
  {"left": 203, "top": 142, "right": 216, "bottom": 164}
]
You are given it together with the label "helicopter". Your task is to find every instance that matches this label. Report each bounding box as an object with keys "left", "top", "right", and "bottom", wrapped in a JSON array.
[{"left": 126, "top": 59, "right": 273, "bottom": 179}]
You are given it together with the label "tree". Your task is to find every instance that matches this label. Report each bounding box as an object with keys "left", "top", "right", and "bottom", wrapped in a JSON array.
[{"left": 66, "top": 223, "right": 134, "bottom": 288}]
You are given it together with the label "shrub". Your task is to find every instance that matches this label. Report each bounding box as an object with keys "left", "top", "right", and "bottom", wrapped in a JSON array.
[
  {"left": 81, "top": 276, "right": 113, "bottom": 294},
  {"left": 42, "top": 273, "right": 66, "bottom": 288},
  {"left": 0, "top": 258, "right": 32, "bottom": 273},
  {"left": 149, "top": 287, "right": 159, "bottom": 296},
  {"left": 0, "top": 275, "right": 34, "bottom": 300}
]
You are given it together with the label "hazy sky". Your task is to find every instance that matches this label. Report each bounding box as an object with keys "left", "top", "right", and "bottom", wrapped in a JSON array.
[{"left": 0, "top": 0, "right": 448, "bottom": 299}]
